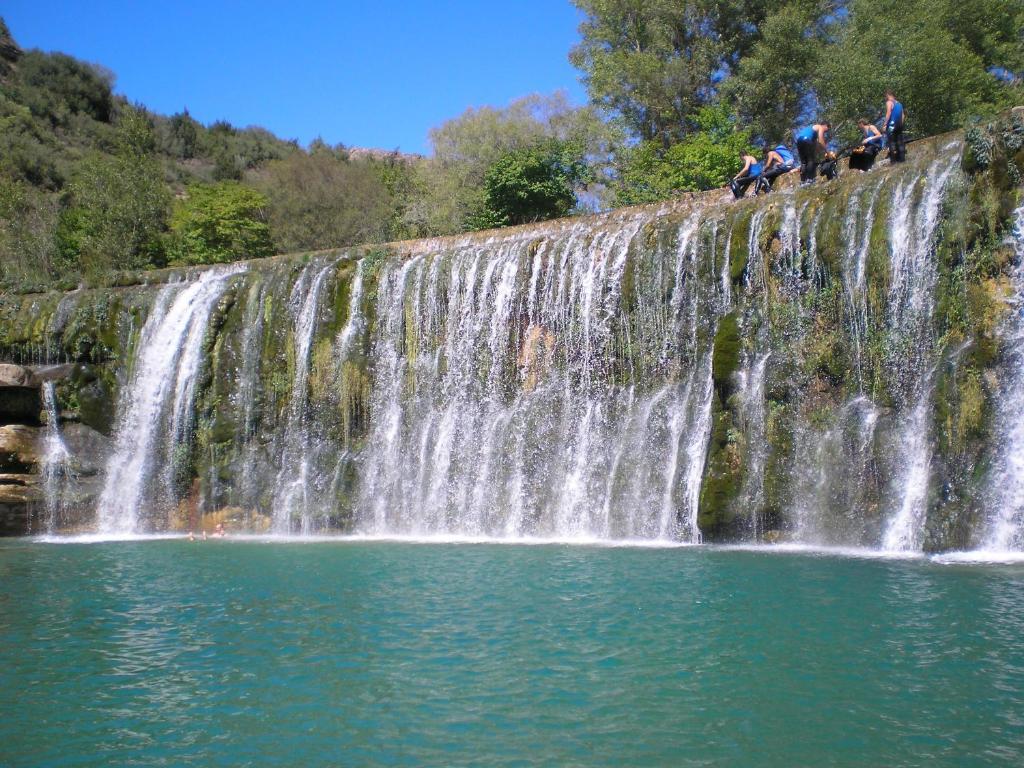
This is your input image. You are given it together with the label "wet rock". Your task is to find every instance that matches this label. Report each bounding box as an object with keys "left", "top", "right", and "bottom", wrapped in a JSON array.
[
  {"left": 70, "top": 364, "right": 115, "bottom": 435},
  {"left": 0, "top": 364, "right": 41, "bottom": 424},
  {"left": 0, "top": 425, "right": 41, "bottom": 472},
  {"left": 0, "top": 473, "right": 40, "bottom": 536},
  {"left": 0, "top": 363, "right": 34, "bottom": 387},
  {"left": 61, "top": 423, "right": 112, "bottom": 475},
  {"left": 200, "top": 507, "right": 270, "bottom": 534},
  {"left": 31, "top": 364, "right": 75, "bottom": 384}
]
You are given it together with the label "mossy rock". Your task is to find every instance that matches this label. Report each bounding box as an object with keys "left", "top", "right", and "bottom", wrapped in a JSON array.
[{"left": 711, "top": 312, "right": 742, "bottom": 399}]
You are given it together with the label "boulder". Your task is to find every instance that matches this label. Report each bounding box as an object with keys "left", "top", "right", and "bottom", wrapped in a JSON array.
[
  {"left": 0, "top": 364, "right": 41, "bottom": 425},
  {"left": 0, "top": 473, "right": 40, "bottom": 536},
  {"left": 70, "top": 364, "right": 115, "bottom": 435},
  {"left": 31, "top": 364, "right": 75, "bottom": 384},
  {"left": 0, "top": 425, "right": 41, "bottom": 471},
  {"left": 61, "top": 423, "right": 112, "bottom": 475},
  {"left": 0, "top": 364, "right": 34, "bottom": 387}
]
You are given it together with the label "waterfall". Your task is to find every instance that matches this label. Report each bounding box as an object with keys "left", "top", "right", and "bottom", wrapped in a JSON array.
[
  {"left": 27, "top": 133, "right": 1016, "bottom": 548},
  {"left": 40, "top": 381, "right": 70, "bottom": 534},
  {"left": 736, "top": 352, "right": 771, "bottom": 535},
  {"left": 881, "top": 148, "right": 961, "bottom": 551},
  {"left": 233, "top": 279, "right": 267, "bottom": 512},
  {"left": 982, "top": 205, "right": 1024, "bottom": 551},
  {"left": 271, "top": 260, "right": 337, "bottom": 533},
  {"left": 96, "top": 266, "right": 244, "bottom": 533},
  {"left": 355, "top": 212, "right": 719, "bottom": 541}
]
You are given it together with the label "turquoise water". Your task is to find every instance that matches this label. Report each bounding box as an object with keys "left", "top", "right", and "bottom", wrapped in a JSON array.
[{"left": 1, "top": 541, "right": 1023, "bottom": 767}]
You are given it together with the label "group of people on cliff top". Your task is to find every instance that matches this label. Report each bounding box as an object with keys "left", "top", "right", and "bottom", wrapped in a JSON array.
[{"left": 730, "top": 91, "right": 906, "bottom": 199}]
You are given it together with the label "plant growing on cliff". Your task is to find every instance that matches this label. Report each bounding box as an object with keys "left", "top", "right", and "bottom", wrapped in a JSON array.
[{"left": 169, "top": 182, "right": 274, "bottom": 264}]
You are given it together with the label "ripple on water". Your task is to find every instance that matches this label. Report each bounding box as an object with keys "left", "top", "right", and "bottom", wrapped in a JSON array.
[{"left": 1, "top": 539, "right": 1023, "bottom": 767}]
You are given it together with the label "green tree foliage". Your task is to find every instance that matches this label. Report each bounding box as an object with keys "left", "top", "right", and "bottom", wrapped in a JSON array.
[
  {"left": 169, "top": 182, "right": 274, "bottom": 264},
  {"left": 13, "top": 50, "right": 114, "bottom": 126},
  {"left": 818, "top": 0, "right": 1024, "bottom": 137},
  {"left": 0, "top": 92, "right": 63, "bottom": 188},
  {"left": 0, "top": 177, "right": 62, "bottom": 287},
  {"left": 613, "top": 106, "right": 755, "bottom": 204},
  {"left": 0, "top": 17, "right": 22, "bottom": 78},
  {"left": 255, "top": 144, "right": 395, "bottom": 252},
  {"left": 569, "top": 0, "right": 775, "bottom": 145},
  {"left": 163, "top": 110, "right": 200, "bottom": 159},
  {"left": 471, "top": 141, "right": 589, "bottom": 229},
  {"left": 573, "top": 0, "right": 1022, "bottom": 147},
  {"left": 57, "top": 108, "right": 171, "bottom": 277},
  {"left": 726, "top": 2, "right": 829, "bottom": 144},
  {"left": 413, "top": 92, "right": 616, "bottom": 234}
]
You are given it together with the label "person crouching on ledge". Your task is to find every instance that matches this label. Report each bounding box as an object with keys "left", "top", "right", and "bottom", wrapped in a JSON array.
[
  {"left": 730, "top": 152, "right": 763, "bottom": 199},
  {"left": 754, "top": 144, "right": 798, "bottom": 194},
  {"left": 794, "top": 121, "right": 831, "bottom": 183},
  {"left": 849, "top": 119, "right": 884, "bottom": 172}
]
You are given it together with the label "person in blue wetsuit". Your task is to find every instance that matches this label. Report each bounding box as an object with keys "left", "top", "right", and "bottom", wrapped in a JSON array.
[
  {"left": 884, "top": 90, "right": 906, "bottom": 162},
  {"left": 730, "top": 152, "right": 762, "bottom": 199},
  {"left": 755, "top": 144, "right": 797, "bottom": 194},
  {"left": 849, "top": 118, "right": 884, "bottom": 172},
  {"left": 794, "top": 122, "right": 830, "bottom": 183}
]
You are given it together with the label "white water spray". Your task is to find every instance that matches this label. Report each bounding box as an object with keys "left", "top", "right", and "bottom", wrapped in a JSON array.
[{"left": 97, "top": 266, "right": 244, "bottom": 533}]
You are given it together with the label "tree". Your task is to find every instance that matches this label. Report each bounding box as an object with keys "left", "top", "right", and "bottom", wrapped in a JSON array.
[
  {"left": 254, "top": 146, "right": 394, "bottom": 252},
  {"left": 569, "top": 0, "right": 776, "bottom": 145},
  {"left": 169, "top": 182, "right": 274, "bottom": 264},
  {"left": 57, "top": 107, "right": 171, "bottom": 276},
  {"left": 0, "top": 17, "right": 22, "bottom": 79},
  {"left": 0, "top": 177, "right": 61, "bottom": 287},
  {"left": 726, "top": 2, "right": 830, "bottom": 144},
  {"left": 414, "top": 92, "right": 615, "bottom": 234},
  {"left": 613, "top": 105, "right": 755, "bottom": 205},
  {"left": 164, "top": 110, "right": 200, "bottom": 159},
  {"left": 818, "top": 0, "right": 1023, "bottom": 137},
  {"left": 472, "top": 142, "right": 588, "bottom": 229}
]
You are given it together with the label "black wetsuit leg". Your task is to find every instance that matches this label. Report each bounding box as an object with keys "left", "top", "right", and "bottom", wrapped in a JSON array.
[
  {"left": 797, "top": 140, "right": 817, "bottom": 183},
  {"left": 757, "top": 166, "right": 785, "bottom": 194},
  {"left": 731, "top": 173, "right": 757, "bottom": 198},
  {"left": 888, "top": 125, "right": 906, "bottom": 162}
]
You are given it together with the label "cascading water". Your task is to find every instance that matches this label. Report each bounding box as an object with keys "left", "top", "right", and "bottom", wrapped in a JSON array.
[
  {"left": 232, "top": 279, "right": 267, "bottom": 512},
  {"left": 271, "top": 261, "right": 336, "bottom": 533},
  {"left": 735, "top": 352, "right": 771, "bottom": 534},
  {"left": 33, "top": 132, "right": 1020, "bottom": 548},
  {"left": 40, "top": 381, "right": 70, "bottom": 533},
  {"left": 882, "top": 146, "right": 962, "bottom": 551},
  {"left": 356, "top": 212, "right": 720, "bottom": 541},
  {"left": 981, "top": 205, "right": 1024, "bottom": 551},
  {"left": 96, "top": 266, "right": 244, "bottom": 533}
]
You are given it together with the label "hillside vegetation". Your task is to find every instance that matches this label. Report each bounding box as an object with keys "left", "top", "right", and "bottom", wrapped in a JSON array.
[{"left": 1, "top": 2, "right": 1021, "bottom": 289}]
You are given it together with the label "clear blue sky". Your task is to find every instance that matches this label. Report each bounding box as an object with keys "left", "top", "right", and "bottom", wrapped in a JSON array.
[{"left": 3, "top": 1, "right": 589, "bottom": 155}]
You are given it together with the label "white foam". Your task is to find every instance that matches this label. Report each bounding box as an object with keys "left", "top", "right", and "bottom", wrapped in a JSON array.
[
  {"left": 33, "top": 533, "right": 185, "bottom": 544},
  {"left": 931, "top": 549, "right": 1024, "bottom": 565},
  {"left": 29, "top": 532, "right": 693, "bottom": 549},
  {"left": 714, "top": 542, "right": 926, "bottom": 561}
]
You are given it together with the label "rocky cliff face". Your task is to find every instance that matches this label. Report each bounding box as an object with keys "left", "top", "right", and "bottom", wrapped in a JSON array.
[{"left": 1, "top": 111, "right": 1022, "bottom": 550}]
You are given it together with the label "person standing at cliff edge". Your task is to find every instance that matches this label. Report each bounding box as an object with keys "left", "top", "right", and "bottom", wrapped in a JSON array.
[
  {"left": 883, "top": 90, "right": 906, "bottom": 162},
  {"left": 794, "top": 122, "right": 831, "bottom": 184}
]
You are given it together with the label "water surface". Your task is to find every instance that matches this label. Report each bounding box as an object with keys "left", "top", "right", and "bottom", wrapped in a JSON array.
[{"left": 1, "top": 540, "right": 1022, "bottom": 767}]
